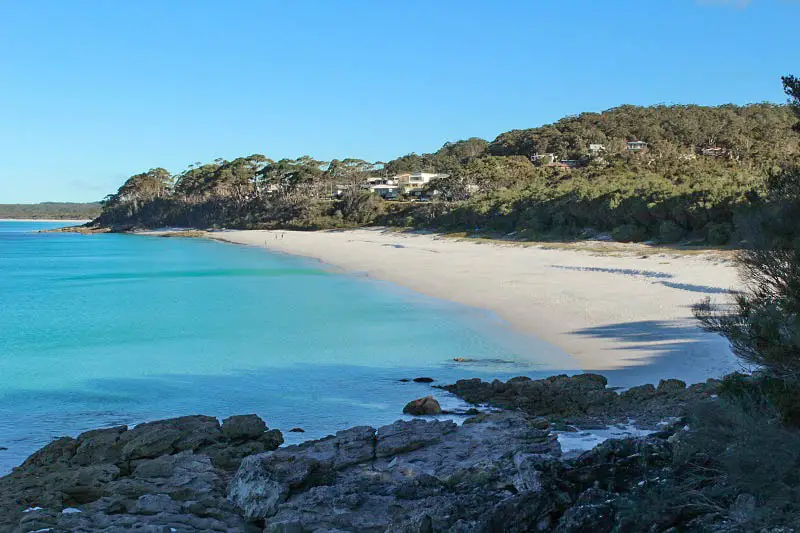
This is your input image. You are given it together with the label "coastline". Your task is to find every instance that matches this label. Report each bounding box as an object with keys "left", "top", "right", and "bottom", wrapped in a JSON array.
[
  {"left": 0, "top": 218, "right": 90, "bottom": 223},
  {"left": 198, "top": 227, "right": 740, "bottom": 386}
]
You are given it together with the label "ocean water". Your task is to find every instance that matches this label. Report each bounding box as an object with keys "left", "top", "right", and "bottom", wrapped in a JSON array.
[{"left": 0, "top": 221, "right": 576, "bottom": 474}]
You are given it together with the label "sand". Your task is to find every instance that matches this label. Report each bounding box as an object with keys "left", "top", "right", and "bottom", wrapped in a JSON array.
[{"left": 204, "top": 228, "right": 741, "bottom": 387}]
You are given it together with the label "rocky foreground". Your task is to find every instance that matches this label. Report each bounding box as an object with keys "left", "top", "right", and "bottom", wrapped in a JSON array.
[{"left": 0, "top": 374, "right": 743, "bottom": 533}]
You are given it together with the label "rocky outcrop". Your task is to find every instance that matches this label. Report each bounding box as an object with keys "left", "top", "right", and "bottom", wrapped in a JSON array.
[
  {"left": 0, "top": 374, "right": 740, "bottom": 532},
  {"left": 401, "top": 395, "right": 442, "bottom": 416},
  {"left": 229, "top": 411, "right": 562, "bottom": 532},
  {"left": 0, "top": 414, "right": 282, "bottom": 533},
  {"left": 443, "top": 373, "right": 720, "bottom": 428}
]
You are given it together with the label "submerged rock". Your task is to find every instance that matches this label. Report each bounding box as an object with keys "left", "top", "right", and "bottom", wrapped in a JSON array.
[
  {"left": 412, "top": 377, "right": 435, "bottom": 383},
  {"left": 402, "top": 395, "right": 442, "bottom": 416}
]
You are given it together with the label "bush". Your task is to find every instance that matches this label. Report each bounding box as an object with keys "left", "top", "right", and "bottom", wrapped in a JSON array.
[
  {"left": 706, "top": 222, "right": 732, "bottom": 245},
  {"left": 718, "top": 372, "right": 800, "bottom": 427},
  {"left": 658, "top": 220, "right": 685, "bottom": 242},
  {"left": 612, "top": 223, "right": 647, "bottom": 242}
]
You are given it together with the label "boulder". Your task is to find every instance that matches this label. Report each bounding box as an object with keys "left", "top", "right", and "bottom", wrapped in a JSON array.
[
  {"left": 222, "top": 414, "right": 267, "bottom": 441},
  {"left": 402, "top": 396, "right": 442, "bottom": 416},
  {"left": 620, "top": 384, "right": 657, "bottom": 402},
  {"left": 412, "top": 377, "right": 435, "bottom": 383},
  {"left": 657, "top": 379, "right": 687, "bottom": 395}
]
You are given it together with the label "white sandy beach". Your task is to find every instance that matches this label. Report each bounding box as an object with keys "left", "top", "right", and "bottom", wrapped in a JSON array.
[{"left": 202, "top": 228, "right": 741, "bottom": 387}]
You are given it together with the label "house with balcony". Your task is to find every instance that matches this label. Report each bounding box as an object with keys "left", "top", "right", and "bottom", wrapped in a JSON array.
[
  {"left": 393, "top": 172, "right": 449, "bottom": 193},
  {"left": 626, "top": 141, "right": 648, "bottom": 151}
]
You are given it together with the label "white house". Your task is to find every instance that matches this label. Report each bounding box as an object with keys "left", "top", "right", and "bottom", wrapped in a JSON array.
[
  {"left": 626, "top": 141, "right": 648, "bottom": 151},
  {"left": 393, "top": 172, "right": 449, "bottom": 192},
  {"left": 588, "top": 143, "right": 605, "bottom": 155}
]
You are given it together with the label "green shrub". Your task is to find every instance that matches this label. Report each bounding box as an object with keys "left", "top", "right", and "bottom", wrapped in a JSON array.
[
  {"left": 706, "top": 222, "right": 732, "bottom": 245},
  {"left": 612, "top": 223, "right": 647, "bottom": 242},
  {"left": 719, "top": 372, "right": 800, "bottom": 427},
  {"left": 658, "top": 220, "right": 685, "bottom": 242}
]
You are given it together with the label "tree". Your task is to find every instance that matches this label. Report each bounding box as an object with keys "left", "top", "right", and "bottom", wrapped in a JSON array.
[{"left": 694, "top": 75, "right": 800, "bottom": 385}]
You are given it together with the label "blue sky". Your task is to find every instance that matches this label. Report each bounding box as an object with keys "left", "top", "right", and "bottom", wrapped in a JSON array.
[{"left": 0, "top": 0, "right": 797, "bottom": 203}]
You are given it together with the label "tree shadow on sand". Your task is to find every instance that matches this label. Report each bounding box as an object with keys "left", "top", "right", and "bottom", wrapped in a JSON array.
[{"left": 572, "top": 320, "right": 737, "bottom": 387}]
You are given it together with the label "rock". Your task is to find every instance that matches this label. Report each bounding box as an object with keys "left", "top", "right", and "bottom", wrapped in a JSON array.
[
  {"left": 402, "top": 396, "right": 442, "bottom": 416},
  {"left": 119, "top": 415, "right": 222, "bottom": 460},
  {"left": 620, "top": 383, "right": 657, "bottom": 402},
  {"left": 376, "top": 419, "right": 455, "bottom": 457},
  {"left": 657, "top": 379, "right": 686, "bottom": 395},
  {"left": 132, "top": 493, "right": 182, "bottom": 515},
  {"left": 288, "top": 427, "right": 305, "bottom": 433},
  {"left": 0, "top": 413, "right": 280, "bottom": 532},
  {"left": 412, "top": 377, "right": 435, "bottom": 383},
  {"left": 222, "top": 414, "right": 267, "bottom": 441},
  {"left": 72, "top": 425, "right": 127, "bottom": 466},
  {"left": 445, "top": 374, "right": 712, "bottom": 428},
  {"left": 229, "top": 411, "right": 560, "bottom": 530},
  {"left": 555, "top": 488, "right": 615, "bottom": 532},
  {"left": 729, "top": 493, "right": 757, "bottom": 524}
]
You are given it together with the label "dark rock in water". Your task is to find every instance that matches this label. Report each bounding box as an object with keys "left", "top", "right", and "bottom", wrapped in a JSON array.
[
  {"left": 288, "top": 427, "right": 305, "bottom": 433},
  {"left": 403, "top": 396, "right": 442, "bottom": 416},
  {"left": 465, "top": 407, "right": 481, "bottom": 415},
  {"left": 0, "top": 413, "right": 282, "bottom": 532},
  {"left": 399, "top": 378, "right": 411, "bottom": 382},
  {"left": 0, "top": 447, "right": 7, "bottom": 451},
  {"left": 413, "top": 377, "right": 435, "bottom": 383}
]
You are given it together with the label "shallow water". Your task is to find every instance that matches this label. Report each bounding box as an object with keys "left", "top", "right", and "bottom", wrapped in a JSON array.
[{"left": 0, "top": 221, "right": 576, "bottom": 473}]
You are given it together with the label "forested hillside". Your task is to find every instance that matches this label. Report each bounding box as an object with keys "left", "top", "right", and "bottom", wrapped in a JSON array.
[
  {"left": 0, "top": 202, "right": 101, "bottom": 220},
  {"left": 95, "top": 103, "right": 799, "bottom": 244}
]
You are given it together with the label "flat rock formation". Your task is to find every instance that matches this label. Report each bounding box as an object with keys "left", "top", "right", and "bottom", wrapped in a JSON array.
[{"left": 442, "top": 373, "right": 721, "bottom": 429}]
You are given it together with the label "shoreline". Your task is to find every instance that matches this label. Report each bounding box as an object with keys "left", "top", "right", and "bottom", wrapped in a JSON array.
[
  {"left": 199, "top": 228, "right": 739, "bottom": 387},
  {"left": 0, "top": 218, "right": 91, "bottom": 223}
]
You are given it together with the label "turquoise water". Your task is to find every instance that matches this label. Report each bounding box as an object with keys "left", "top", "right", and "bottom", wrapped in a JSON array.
[{"left": 0, "top": 221, "right": 575, "bottom": 473}]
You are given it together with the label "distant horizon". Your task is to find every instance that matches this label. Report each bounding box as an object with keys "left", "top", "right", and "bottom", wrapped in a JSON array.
[{"left": 1, "top": 0, "right": 796, "bottom": 203}]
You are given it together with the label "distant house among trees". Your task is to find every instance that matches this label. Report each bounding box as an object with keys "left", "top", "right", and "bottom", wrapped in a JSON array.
[
  {"left": 394, "top": 171, "right": 449, "bottom": 193},
  {"left": 626, "top": 141, "right": 648, "bottom": 151},
  {"left": 530, "top": 153, "right": 557, "bottom": 165},
  {"left": 701, "top": 147, "right": 728, "bottom": 158},
  {"left": 588, "top": 143, "right": 605, "bottom": 155},
  {"left": 369, "top": 184, "right": 401, "bottom": 199}
]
